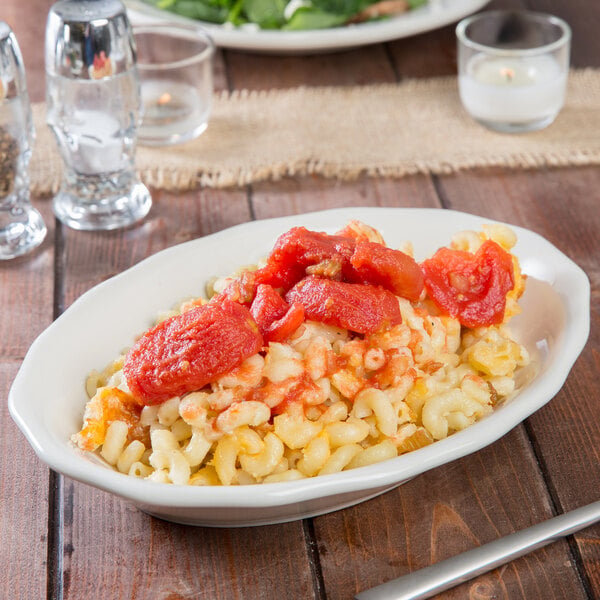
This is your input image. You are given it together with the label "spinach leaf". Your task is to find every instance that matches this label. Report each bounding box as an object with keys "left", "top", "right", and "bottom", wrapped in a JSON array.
[
  {"left": 311, "top": 0, "right": 369, "bottom": 17},
  {"left": 243, "top": 0, "right": 287, "bottom": 28},
  {"left": 156, "top": 0, "right": 231, "bottom": 23},
  {"left": 142, "top": 0, "right": 428, "bottom": 30},
  {"left": 284, "top": 7, "right": 348, "bottom": 30}
]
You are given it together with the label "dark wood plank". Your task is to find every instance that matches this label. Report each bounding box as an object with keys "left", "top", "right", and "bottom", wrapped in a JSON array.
[
  {"left": 212, "top": 49, "right": 229, "bottom": 92},
  {"left": 0, "top": 361, "right": 49, "bottom": 600},
  {"left": 386, "top": 24, "right": 459, "bottom": 79},
  {"left": 0, "top": 198, "right": 54, "bottom": 596},
  {"left": 250, "top": 174, "right": 442, "bottom": 220},
  {"left": 63, "top": 480, "right": 316, "bottom": 599},
  {"left": 317, "top": 427, "right": 587, "bottom": 599},
  {"left": 525, "top": 0, "right": 600, "bottom": 68},
  {"left": 0, "top": 200, "right": 54, "bottom": 357},
  {"left": 224, "top": 45, "right": 396, "bottom": 89}
]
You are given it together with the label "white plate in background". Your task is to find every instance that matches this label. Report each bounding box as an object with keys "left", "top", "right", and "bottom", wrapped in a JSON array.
[{"left": 126, "top": 0, "right": 489, "bottom": 53}]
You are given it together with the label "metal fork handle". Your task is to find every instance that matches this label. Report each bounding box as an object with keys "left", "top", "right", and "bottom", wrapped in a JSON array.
[{"left": 355, "top": 500, "right": 600, "bottom": 600}]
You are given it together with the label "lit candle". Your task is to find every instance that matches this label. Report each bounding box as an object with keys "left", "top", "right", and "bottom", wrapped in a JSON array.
[
  {"left": 133, "top": 23, "right": 214, "bottom": 146},
  {"left": 459, "top": 54, "right": 567, "bottom": 127},
  {"left": 139, "top": 79, "right": 211, "bottom": 145},
  {"left": 456, "top": 10, "right": 571, "bottom": 133}
]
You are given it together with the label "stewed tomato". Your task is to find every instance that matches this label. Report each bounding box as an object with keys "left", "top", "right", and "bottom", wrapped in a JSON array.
[
  {"left": 250, "top": 284, "right": 304, "bottom": 342},
  {"left": 350, "top": 241, "right": 424, "bottom": 301},
  {"left": 421, "top": 240, "right": 514, "bottom": 328},
  {"left": 285, "top": 276, "right": 402, "bottom": 335},
  {"left": 124, "top": 300, "right": 263, "bottom": 405}
]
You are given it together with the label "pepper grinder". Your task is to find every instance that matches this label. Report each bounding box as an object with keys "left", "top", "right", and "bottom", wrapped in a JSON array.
[{"left": 0, "top": 22, "right": 47, "bottom": 259}]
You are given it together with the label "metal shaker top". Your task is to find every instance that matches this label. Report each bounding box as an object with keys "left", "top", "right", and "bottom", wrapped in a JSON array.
[{"left": 45, "top": 0, "right": 137, "bottom": 79}]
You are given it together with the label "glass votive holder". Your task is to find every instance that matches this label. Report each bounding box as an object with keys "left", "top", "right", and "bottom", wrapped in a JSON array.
[
  {"left": 134, "top": 23, "right": 214, "bottom": 147},
  {"left": 456, "top": 10, "right": 571, "bottom": 133}
]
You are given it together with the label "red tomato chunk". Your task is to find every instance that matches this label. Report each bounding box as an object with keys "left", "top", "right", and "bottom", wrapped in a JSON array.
[
  {"left": 124, "top": 300, "right": 263, "bottom": 405},
  {"left": 250, "top": 284, "right": 289, "bottom": 333},
  {"left": 265, "top": 303, "right": 305, "bottom": 343},
  {"left": 254, "top": 227, "right": 356, "bottom": 291},
  {"left": 421, "top": 240, "right": 514, "bottom": 328},
  {"left": 285, "top": 276, "right": 402, "bottom": 335},
  {"left": 250, "top": 284, "right": 305, "bottom": 342},
  {"left": 253, "top": 227, "right": 425, "bottom": 302},
  {"left": 350, "top": 241, "right": 424, "bottom": 302}
]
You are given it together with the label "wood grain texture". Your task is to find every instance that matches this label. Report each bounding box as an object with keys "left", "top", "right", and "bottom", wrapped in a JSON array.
[
  {"left": 62, "top": 481, "right": 315, "bottom": 600},
  {"left": 386, "top": 24, "right": 458, "bottom": 79},
  {"left": 250, "top": 175, "right": 442, "bottom": 221},
  {"left": 0, "top": 362, "right": 49, "bottom": 600},
  {"left": 317, "top": 428, "right": 588, "bottom": 599},
  {"left": 0, "top": 200, "right": 54, "bottom": 357},
  {"left": 225, "top": 45, "right": 397, "bottom": 90},
  {"left": 524, "top": 0, "right": 600, "bottom": 68}
]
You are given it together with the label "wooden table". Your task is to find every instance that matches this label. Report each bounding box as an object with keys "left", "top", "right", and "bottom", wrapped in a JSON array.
[{"left": 2, "top": 0, "right": 599, "bottom": 598}]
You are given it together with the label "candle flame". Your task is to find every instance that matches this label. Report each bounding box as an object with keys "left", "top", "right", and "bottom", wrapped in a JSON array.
[
  {"left": 157, "top": 92, "right": 172, "bottom": 106},
  {"left": 500, "top": 67, "right": 515, "bottom": 82}
]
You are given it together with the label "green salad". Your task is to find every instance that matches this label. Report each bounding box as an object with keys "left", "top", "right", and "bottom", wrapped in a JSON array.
[{"left": 143, "top": 0, "right": 427, "bottom": 31}]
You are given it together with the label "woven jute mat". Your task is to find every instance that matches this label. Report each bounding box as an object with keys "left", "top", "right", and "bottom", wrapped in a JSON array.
[{"left": 29, "top": 69, "right": 600, "bottom": 193}]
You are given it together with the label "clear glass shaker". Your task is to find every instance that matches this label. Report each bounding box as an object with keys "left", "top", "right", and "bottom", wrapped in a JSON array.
[
  {"left": 45, "top": 0, "right": 151, "bottom": 231},
  {"left": 0, "top": 22, "right": 47, "bottom": 259}
]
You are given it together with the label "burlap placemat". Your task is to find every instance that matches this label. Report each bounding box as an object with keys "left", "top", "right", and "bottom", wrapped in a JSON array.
[{"left": 29, "top": 69, "right": 600, "bottom": 193}]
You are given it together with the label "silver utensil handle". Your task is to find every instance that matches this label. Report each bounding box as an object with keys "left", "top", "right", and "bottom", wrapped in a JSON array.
[{"left": 355, "top": 500, "right": 600, "bottom": 600}]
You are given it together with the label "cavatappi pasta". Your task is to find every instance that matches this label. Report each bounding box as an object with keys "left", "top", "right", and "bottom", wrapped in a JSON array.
[{"left": 73, "top": 222, "right": 530, "bottom": 486}]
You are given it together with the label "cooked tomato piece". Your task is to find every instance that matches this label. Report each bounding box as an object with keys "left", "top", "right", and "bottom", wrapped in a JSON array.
[
  {"left": 285, "top": 276, "right": 402, "bottom": 335},
  {"left": 266, "top": 303, "right": 305, "bottom": 343},
  {"left": 257, "top": 227, "right": 356, "bottom": 291},
  {"left": 124, "top": 300, "right": 263, "bottom": 405},
  {"left": 250, "top": 284, "right": 305, "bottom": 342},
  {"left": 421, "top": 240, "right": 515, "bottom": 328},
  {"left": 253, "top": 261, "right": 306, "bottom": 294},
  {"left": 250, "top": 284, "right": 289, "bottom": 334},
  {"left": 350, "top": 241, "right": 424, "bottom": 301}
]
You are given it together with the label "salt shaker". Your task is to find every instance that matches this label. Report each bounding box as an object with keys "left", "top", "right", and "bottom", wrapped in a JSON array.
[
  {"left": 45, "top": 0, "right": 151, "bottom": 230},
  {"left": 0, "top": 22, "right": 47, "bottom": 259}
]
